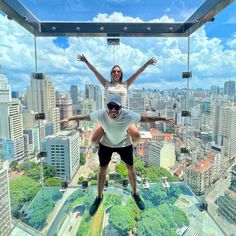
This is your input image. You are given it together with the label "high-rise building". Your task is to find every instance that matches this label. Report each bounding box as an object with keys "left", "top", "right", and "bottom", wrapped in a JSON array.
[
  {"left": 25, "top": 73, "right": 60, "bottom": 134},
  {"left": 221, "top": 106, "right": 236, "bottom": 161},
  {"left": 85, "top": 84, "right": 103, "bottom": 110},
  {"left": 184, "top": 159, "right": 213, "bottom": 195},
  {"left": 129, "top": 91, "right": 145, "bottom": 114},
  {"left": 94, "top": 85, "right": 103, "bottom": 110},
  {"left": 146, "top": 141, "right": 175, "bottom": 169},
  {"left": 0, "top": 163, "right": 12, "bottom": 236},
  {"left": 224, "top": 81, "right": 235, "bottom": 96},
  {"left": 81, "top": 99, "right": 95, "bottom": 129},
  {"left": 56, "top": 94, "right": 73, "bottom": 129},
  {"left": 0, "top": 71, "right": 11, "bottom": 102},
  {"left": 212, "top": 101, "right": 222, "bottom": 145},
  {"left": 0, "top": 101, "right": 24, "bottom": 160},
  {"left": 216, "top": 165, "right": 236, "bottom": 224},
  {"left": 200, "top": 100, "right": 211, "bottom": 128},
  {"left": 210, "top": 85, "right": 219, "bottom": 100},
  {"left": 70, "top": 85, "right": 79, "bottom": 105},
  {"left": 41, "top": 130, "right": 80, "bottom": 181}
]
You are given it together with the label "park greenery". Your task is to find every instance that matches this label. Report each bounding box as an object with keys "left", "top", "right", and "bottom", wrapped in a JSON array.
[
  {"left": 137, "top": 204, "right": 189, "bottom": 236},
  {"left": 9, "top": 176, "right": 41, "bottom": 217},
  {"left": 70, "top": 183, "right": 188, "bottom": 236},
  {"left": 24, "top": 188, "right": 62, "bottom": 230},
  {"left": 80, "top": 153, "right": 86, "bottom": 165},
  {"left": 115, "top": 157, "right": 179, "bottom": 182},
  {"left": 9, "top": 161, "right": 59, "bottom": 219}
]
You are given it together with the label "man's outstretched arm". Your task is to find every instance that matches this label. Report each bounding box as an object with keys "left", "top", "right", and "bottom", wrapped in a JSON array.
[
  {"left": 60, "top": 114, "right": 90, "bottom": 123},
  {"left": 140, "top": 115, "right": 175, "bottom": 126}
]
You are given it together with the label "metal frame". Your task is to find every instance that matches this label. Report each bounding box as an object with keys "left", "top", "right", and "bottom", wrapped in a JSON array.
[{"left": 0, "top": 0, "right": 234, "bottom": 37}]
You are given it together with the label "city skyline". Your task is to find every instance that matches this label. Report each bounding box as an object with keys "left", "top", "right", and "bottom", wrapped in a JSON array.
[{"left": 0, "top": 1, "right": 236, "bottom": 92}]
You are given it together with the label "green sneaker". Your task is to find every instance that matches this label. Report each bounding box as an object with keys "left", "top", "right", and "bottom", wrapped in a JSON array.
[
  {"left": 132, "top": 193, "right": 145, "bottom": 211},
  {"left": 89, "top": 196, "right": 103, "bottom": 216}
]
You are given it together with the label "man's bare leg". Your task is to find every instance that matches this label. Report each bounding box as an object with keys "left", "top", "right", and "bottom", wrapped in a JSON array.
[
  {"left": 97, "top": 164, "right": 108, "bottom": 197},
  {"left": 126, "top": 164, "right": 137, "bottom": 194},
  {"left": 126, "top": 163, "right": 145, "bottom": 210}
]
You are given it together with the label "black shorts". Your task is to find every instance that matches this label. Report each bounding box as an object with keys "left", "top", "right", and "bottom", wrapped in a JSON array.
[{"left": 98, "top": 143, "right": 133, "bottom": 167}]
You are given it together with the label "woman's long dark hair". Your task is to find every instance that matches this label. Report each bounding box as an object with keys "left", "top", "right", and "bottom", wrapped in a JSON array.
[{"left": 110, "top": 65, "right": 123, "bottom": 83}]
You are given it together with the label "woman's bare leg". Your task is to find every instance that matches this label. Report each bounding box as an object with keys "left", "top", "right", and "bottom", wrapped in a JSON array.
[{"left": 128, "top": 124, "right": 140, "bottom": 147}]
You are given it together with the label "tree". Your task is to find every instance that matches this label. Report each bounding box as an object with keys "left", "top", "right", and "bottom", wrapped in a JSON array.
[
  {"left": 43, "top": 165, "right": 56, "bottom": 178},
  {"left": 44, "top": 178, "right": 61, "bottom": 186},
  {"left": 116, "top": 163, "right": 128, "bottom": 178},
  {"left": 25, "top": 166, "right": 40, "bottom": 181},
  {"left": 80, "top": 153, "right": 86, "bottom": 165},
  {"left": 9, "top": 176, "right": 41, "bottom": 216},
  {"left": 9, "top": 160, "right": 18, "bottom": 170},
  {"left": 109, "top": 205, "right": 136, "bottom": 234}
]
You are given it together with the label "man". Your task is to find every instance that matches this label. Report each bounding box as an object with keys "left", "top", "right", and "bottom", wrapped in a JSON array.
[{"left": 60, "top": 94, "right": 175, "bottom": 216}]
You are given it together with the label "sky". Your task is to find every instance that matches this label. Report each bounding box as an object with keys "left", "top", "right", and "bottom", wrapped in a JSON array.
[{"left": 0, "top": 0, "right": 236, "bottom": 92}]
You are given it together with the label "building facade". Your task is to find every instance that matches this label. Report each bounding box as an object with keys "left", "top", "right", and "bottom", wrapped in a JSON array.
[{"left": 42, "top": 130, "right": 80, "bottom": 181}]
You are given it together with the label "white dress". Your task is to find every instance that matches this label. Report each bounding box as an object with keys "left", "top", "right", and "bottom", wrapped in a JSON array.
[{"left": 104, "top": 81, "right": 128, "bottom": 107}]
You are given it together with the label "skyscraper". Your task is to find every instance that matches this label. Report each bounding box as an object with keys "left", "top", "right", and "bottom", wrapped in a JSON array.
[
  {"left": 224, "top": 81, "right": 235, "bottom": 96},
  {"left": 0, "top": 163, "right": 12, "bottom": 236},
  {"left": 0, "top": 101, "right": 24, "bottom": 160},
  {"left": 25, "top": 73, "right": 60, "bottom": 134},
  {"left": 70, "top": 85, "right": 79, "bottom": 105},
  {"left": 221, "top": 106, "right": 236, "bottom": 162},
  {"left": 129, "top": 91, "right": 145, "bottom": 114},
  {"left": 0, "top": 71, "right": 11, "bottom": 102},
  {"left": 41, "top": 130, "right": 80, "bottom": 181},
  {"left": 56, "top": 94, "right": 73, "bottom": 129}
]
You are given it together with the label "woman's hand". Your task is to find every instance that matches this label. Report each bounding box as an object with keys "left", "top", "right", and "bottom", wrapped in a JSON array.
[
  {"left": 147, "top": 57, "right": 157, "bottom": 66},
  {"left": 77, "top": 54, "right": 88, "bottom": 63}
]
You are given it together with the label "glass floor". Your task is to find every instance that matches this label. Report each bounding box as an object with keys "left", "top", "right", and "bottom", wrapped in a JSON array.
[{"left": 10, "top": 183, "right": 224, "bottom": 236}]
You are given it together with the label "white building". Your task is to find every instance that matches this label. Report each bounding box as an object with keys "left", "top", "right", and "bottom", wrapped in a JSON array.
[
  {"left": 0, "top": 163, "right": 12, "bottom": 236},
  {"left": 42, "top": 130, "right": 80, "bottom": 181},
  {"left": 221, "top": 106, "right": 236, "bottom": 161},
  {"left": 129, "top": 91, "right": 145, "bottom": 114},
  {"left": 0, "top": 72, "right": 11, "bottom": 102},
  {"left": 0, "top": 101, "right": 24, "bottom": 160},
  {"left": 25, "top": 73, "right": 60, "bottom": 134},
  {"left": 147, "top": 141, "right": 176, "bottom": 169}
]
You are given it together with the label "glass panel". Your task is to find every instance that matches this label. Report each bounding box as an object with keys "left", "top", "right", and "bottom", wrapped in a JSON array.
[
  {"left": 20, "top": 0, "right": 204, "bottom": 22},
  {"left": 0, "top": 1, "right": 236, "bottom": 236}
]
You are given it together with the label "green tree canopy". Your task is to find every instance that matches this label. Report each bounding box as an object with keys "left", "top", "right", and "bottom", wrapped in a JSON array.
[
  {"left": 116, "top": 162, "right": 128, "bottom": 178},
  {"left": 9, "top": 160, "right": 18, "bottom": 170},
  {"left": 109, "top": 205, "right": 136, "bottom": 234},
  {"left": 9, "top": 176, "right": 40, "bottom": 215},
  {"left": 80, "top": 153, "right": 86, "bottom": 165},
  {"left": 43, "top": 165, "right": 56, "bottom": 178}
]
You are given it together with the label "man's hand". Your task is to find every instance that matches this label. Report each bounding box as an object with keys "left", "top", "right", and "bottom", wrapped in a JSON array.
[
  {"left": 164, "top": 118, "right": 176, "bottom": 126},
  {"left": 60, "top": 118, "right": 70, "bottom": 124}
]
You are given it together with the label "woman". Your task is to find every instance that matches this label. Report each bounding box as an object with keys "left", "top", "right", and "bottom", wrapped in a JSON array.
[{"left": 77, "top": 54, "right": 157, "bottom": 150}]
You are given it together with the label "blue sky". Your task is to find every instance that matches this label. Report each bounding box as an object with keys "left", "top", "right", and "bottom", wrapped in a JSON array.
[{"left": 0, "top": 0, "right": 236, "bottom": 92}]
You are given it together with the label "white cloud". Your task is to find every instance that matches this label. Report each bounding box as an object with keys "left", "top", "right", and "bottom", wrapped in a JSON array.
[
  {"left": 0, "top": 12, "right": 236, "bottom": 93},
  {"left": 227, "top": 33, "right": 236, "bottom": 49}
]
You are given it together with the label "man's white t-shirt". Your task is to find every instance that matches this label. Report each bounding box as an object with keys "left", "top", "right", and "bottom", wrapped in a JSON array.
[{"left": 90, "top": 109, "right": 141, "bottom": 148}]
